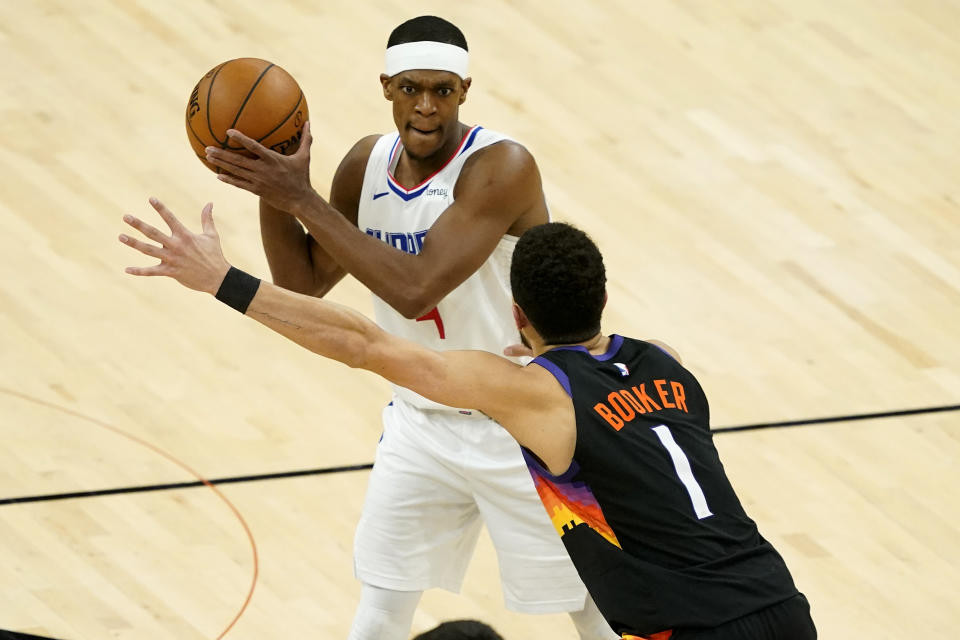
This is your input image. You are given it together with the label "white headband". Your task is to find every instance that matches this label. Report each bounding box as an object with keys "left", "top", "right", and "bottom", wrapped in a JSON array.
[{"left": 384, "top": 41, "right": 469, "bottom": 78}]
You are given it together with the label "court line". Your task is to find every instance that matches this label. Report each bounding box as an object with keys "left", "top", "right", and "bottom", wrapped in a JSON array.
[
  {"left": 711, "top": 403, "right": 960, "bottom": 433},
  {"left": 0, "top": 464, "right": 375, "bottom": 506},
  {"left": 0, "top": 388, "right": 258, "bottom": 640},
  {"left": 0, "top": 630, "right": 61, "bottom": 640},
  {"left": 2, "top": 400, "right": 957, "bottom": 507}
]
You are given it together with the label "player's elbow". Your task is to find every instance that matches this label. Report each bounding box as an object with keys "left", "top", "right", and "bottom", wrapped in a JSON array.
[
  {"left": 392, "top": 286, "right": 441, "bottom": 320},
  {"left": 397, "top": 300, "right": 438, "bottom": 320},
  {"left": 309, "top": 280, "right": 336, "bottom": 299},
  {"left": 269, "top": 271, "right": 331, "bottom": 300}
]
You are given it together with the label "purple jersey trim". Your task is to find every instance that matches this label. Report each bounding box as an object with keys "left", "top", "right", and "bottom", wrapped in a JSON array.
[
  {"left": 521, "top": 447, "right": 579, "bottom": 482},
  {"left": 652, "top": 343, "right": 676, "bottom": 361},
  {"left": 531, "top": 356, "right": 572, "bottom": 397},
  {"left": 551, "top": 334, "right": 624, "bottom": 361}
]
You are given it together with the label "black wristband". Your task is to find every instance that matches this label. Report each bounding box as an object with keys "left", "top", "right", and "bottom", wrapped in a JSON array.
[{"left": 215, "top": 267, "right": 261, "bottom": 314}]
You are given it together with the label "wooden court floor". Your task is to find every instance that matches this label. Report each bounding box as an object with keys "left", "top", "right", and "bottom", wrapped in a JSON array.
[{"left": 1, "top": 1, "right": 958, "bottom": 638}]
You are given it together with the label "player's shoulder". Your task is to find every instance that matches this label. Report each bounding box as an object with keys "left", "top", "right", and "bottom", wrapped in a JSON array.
[
  {"left": 330, "top": 135, "right": 384, "bottom": 217},
  {"left": 336, "top": 134, "right": 382, "bottom": 173},
  {"left": 332, "top": 134, "right": 382, "bottom": 187},
  {"left": 458, "top": 138, "right": 539, "bottom": 193},
  {"left": 642, "top": 338, "right": 682, "bottom": 364},
  {"left": 620, "top": 336, "right": 683, "bottom": 368},
  {"left": 465, "top": 137, "right": 535, "bottom": 168}
]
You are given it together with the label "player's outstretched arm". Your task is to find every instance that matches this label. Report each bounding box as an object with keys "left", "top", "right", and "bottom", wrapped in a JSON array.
[
  {"left": 244, "top": 293, "right": 573, "bottom": 470},
  {"left": 236, "top": 276, "right": 573, "bottom": 470},
  {"left": 119, "top": 198, "right": 572, "bottom": 469},
  {"left": 227, "top": 280, "right": 574, "bottom": 469}
]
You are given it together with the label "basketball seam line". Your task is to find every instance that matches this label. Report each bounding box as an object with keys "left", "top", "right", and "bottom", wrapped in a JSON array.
[
  {"left": 224, "top": 63, "right": 276, "bottom": 149},
  {"left": 255, "top": 91, "right": 304, "bottom": 146},
  {"left": 186, "top": 123, "right": 221, "bottom": 174},
  {"left": 205, "top": 62, "right": 229, "bottom": 147}
]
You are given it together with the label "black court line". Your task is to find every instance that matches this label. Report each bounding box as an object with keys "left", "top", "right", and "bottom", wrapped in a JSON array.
[
  {"left": 1, "top": 404, "right": 957, "bottom": 507},
  {"left": 712, "top": 403, "right": 960, "bottom": 433},
  {"left": 0, "top": 630, "right": 62, "bottom": 640},
  {"left": 0, "top": 463, "right": 373, "bottom": 506}
]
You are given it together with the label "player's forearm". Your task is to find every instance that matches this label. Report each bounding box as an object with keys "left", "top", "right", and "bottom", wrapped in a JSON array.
[
  {"left": 215, "top": 268, "right": 509, "bottom": 416},
  {"left": 241, "top": 277, "right": 377, "bottom": 369},
  {"left": 259, "top": 199, "right": 318, "bottom": 294},
  {"left": 290, "top": 193, "right": 437, "bottom": 318}
]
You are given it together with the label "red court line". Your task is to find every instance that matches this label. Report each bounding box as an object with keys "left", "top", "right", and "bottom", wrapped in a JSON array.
[{"left": 0, "top": 387, "right": 258, "bottom": 640}]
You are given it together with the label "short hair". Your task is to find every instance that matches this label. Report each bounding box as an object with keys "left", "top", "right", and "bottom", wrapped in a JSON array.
[
  {"left": 387, "top": 16, "right": 468, "bottom": 51},
  {"left": 412, "top": 619, "right": 504, "bottom": 640},
  {"left": 511, "top": 222, "right": 607, "bottom": 345}
]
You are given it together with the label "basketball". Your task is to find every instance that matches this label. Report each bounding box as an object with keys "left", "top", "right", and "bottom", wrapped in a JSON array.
[{"left": 185, "top": 57, "right": 309, "bottom": 172}]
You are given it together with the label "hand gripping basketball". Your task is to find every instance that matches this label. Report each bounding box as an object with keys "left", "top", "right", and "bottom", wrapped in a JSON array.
[{"left": 205, "top": 121, "right": 315, "bottom": 213}]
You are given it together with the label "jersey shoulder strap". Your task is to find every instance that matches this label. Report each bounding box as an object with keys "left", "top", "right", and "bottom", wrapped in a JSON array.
[{"left": 358, "top": 133, "right": 399, "bottom": 204}]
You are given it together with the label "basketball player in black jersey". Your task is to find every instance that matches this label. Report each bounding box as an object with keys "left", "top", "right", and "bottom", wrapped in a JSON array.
[{"left": 120, "top": 199, "right": 817, "bottom": 640}]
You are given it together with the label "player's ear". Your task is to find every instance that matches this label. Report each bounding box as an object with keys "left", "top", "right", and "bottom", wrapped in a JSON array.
[
  {"left": 459, "top": 77, "right": 472, "bottom": 105},
  {"left": 512, "top": 303, "right": 529, "bottom": 330},
  {"left": 602, "top": 290, "right": 608, "bottom": 309},
  {"left": 380, "top": 74, "right": 393, "bottom": 101}
]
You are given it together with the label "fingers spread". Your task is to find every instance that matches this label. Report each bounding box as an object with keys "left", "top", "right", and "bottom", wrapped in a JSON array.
[
  {"left": 123, "top": 214, "right": 170, "bottom": 245},
  {"left": 149, "top": 197, "right": 189, "bottom": 235},
  {"left": 124, "top": 264, "right": 168, "bottom": 277},
  {"left": 118, "top": 233, "right": 164, "bottom": 259}
]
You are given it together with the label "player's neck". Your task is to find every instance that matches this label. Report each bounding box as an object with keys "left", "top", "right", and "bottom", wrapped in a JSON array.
[
  {"left": 533, "top": 333, "right": 610, "bottom": 357},
  {"left": 395, "top": 122, "right": 470, "bottom": 185}
]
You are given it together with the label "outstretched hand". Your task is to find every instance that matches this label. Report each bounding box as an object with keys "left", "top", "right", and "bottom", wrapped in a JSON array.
[
  {"left": 119, "top": 198, "right": 230, "bottom": 295},
  {"left": 204, "top": 120, "right": 315, "bottom": 213}
]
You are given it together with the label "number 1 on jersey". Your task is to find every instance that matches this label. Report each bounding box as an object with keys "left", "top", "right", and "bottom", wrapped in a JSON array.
[{"left": 651, "top": 425, "right": 713, "bottom": 520}]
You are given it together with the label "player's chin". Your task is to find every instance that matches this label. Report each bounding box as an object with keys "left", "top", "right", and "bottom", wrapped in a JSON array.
[{"left": 403, "top": 127, "right": 444, "bottom": 157}]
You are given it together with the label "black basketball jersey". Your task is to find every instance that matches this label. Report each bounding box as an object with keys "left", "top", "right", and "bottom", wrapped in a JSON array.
[{"left": 525, "top": 335, "right": 799, "bottom": 637}]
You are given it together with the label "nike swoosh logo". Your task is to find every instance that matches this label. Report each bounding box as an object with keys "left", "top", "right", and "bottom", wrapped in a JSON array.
[{"left": 373, "top": 192, "right": 389, "bottom": 200}]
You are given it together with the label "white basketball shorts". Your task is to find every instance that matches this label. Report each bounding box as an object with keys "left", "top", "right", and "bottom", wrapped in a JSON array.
[{"left": 353, "top": 397, "right": 589, "bottom": 613}]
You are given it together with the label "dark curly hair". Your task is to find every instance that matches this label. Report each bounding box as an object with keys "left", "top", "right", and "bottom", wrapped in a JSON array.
[
  {"left": 412, "top": 619, "right": 504, "bottom": 640},
  {"left": 511, "top": 222, "right": 606, "bottom": 345},
  {"left": 387, "top": 16, "right": 468, "bottom": 51}
]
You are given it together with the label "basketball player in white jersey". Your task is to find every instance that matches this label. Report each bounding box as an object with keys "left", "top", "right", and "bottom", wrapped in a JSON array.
[{"left": 202, "top": 16, "right": 615, "bottom": 640}]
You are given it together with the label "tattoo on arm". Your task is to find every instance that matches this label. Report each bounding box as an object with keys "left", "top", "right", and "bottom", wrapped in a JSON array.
[{"left": 249, "top": 310, "right": 304, "bottom": 330}]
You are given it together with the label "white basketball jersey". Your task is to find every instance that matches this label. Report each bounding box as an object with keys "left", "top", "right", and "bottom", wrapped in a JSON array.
[{"left": 358, "top": 126, "right": 521, "bottom": 411}]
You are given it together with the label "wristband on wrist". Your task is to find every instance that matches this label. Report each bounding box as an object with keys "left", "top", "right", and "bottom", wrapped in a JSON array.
[{"left": 215, "top": 267, "right": 261, "bottom": 314}]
